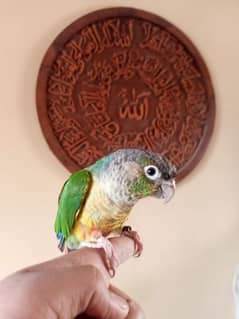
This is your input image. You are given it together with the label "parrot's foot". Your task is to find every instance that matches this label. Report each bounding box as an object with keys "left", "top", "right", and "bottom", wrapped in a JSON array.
[
  {"left": 121, "top": 226, "right": 143, "bottom": 257},
  {"left": 99, "top": 237, "right": 120, "bottom": 277},
  {"left": 79, "top": 237, "right": 119, "bottom": 277}
]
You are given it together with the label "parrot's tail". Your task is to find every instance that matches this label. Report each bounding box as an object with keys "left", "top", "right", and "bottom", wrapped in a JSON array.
[{"left": 56, "top": 233, "right": 65, "bottom": 252}]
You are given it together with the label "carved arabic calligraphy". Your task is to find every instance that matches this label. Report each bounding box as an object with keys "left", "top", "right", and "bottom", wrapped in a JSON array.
[
  {"left": 36, "top": 9, "right": 215, "bottom": 180},
  {"left": 118, "top": 88, "right": 150, "bottom": 120}
]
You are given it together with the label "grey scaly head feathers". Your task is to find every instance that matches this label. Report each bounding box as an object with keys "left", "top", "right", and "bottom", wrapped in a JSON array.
[{"left": 92, "top": 148, "right": 176, "bottom": 207}]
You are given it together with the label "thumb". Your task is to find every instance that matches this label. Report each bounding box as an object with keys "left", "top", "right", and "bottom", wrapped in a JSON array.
[
  {"left": 80, "top": 265, "right": 129, "bottom": 319},
  {"left": 44, "top": 265, "right": 129, "bottom": 319}
]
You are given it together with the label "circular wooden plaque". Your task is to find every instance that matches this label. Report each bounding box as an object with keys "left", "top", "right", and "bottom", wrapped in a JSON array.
[{"left": 36, "top": 8, "right": 215, "bottom": 181}]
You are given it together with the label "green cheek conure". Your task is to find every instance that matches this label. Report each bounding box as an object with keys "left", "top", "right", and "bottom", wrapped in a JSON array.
[{"left": 54, "top": 148, "right": 176, "bottom": 275}]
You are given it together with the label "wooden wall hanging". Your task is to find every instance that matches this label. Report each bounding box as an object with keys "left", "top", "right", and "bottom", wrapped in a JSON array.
[{"left": 36, "top": 8, "right": 215, "bottom": 181}]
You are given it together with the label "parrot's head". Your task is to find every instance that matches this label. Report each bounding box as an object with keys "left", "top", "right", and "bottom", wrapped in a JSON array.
[{"left": 97, "top": 148, "right": 176, "bottom": 207}]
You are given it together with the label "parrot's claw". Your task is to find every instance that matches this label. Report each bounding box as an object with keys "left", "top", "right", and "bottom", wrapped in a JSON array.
[
  {"left": 122, "top": 225, "right": 132, "bottom": 232},
  {"left": 79, "top": 237, "right": 119, "bottom": 277},
  {"left": 99, "top": 236, "right": 120, "bottom": 277},
  {"left": 121, "top": 226, "right": 143, "bottom": 257}
]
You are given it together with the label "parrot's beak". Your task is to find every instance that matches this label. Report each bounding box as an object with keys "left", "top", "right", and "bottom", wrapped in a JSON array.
[
  {"left": 162, "top": 179, "right": 176, "bottom": 203},
  {"left": 154, "top": 179, "right": 176, "bottom": 203}
]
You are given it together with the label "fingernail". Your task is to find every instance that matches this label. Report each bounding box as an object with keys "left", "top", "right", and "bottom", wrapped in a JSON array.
[
  {"left": 110, "top": 291, "right": 129, "bottom": 315},
  {"left": 109, "top": 268, "right": 115, "bottom": 277}
]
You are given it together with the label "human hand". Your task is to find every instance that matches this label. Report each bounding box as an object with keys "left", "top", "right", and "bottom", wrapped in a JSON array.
[{"left": 0, "top": 236, "right": 144, "bottom": 319}]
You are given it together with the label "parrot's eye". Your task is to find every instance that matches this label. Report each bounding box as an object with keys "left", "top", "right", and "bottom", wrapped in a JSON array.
[{"left": 144, "top": 165, "right": 161, "bottom": 181}]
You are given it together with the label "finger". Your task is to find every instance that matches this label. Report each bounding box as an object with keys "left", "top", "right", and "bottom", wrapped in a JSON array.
[
  {"left": 109, "top": 285, "right": 145, "bottom": 319},
  {"left": 75, "top": 284, "right": 138, "bottom": 319},
  {"left": 76, "top": 285, "right": 136, "bottom": 319},
  {"left": 31, "top": 265, "right": 129, "bottom": 319},
  {"left": 126, "top": 300, "right": 145, "bottom": 319},
  {"left": 22, "top": 236, "right": 135, "bottom": 277},
  {"left": 109, "top": 236, "right": 136, "bottom": 265},
  {"left": 109, "top": 285, "right": 131, "bottom": 302},
  {"left": 85, "top": 287, "right": 129, "bottom": 319}
]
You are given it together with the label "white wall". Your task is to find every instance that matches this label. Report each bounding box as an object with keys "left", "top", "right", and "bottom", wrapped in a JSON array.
[{"left": 1, "top": 1, "right": 239, "bottom": 318}]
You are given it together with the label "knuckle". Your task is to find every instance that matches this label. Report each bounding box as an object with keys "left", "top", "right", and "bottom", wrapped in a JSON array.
[
  {"left": 83, "top": 264, "right": 101, "bottom": 277},
  {"left": 82, "top": 264, "right": 104, "bottom": 288}
]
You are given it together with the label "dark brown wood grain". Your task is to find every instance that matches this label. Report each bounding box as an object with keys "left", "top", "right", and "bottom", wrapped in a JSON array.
[{"left": 36, "top": 7, "right": 215, "bottom": 181}]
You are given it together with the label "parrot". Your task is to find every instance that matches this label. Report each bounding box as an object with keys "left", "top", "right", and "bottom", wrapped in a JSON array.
[{"left": 54, "top": 148, "right": 176, "bottom": 275}]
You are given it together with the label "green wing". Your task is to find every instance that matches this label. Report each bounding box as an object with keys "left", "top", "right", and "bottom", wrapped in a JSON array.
[{"left": 54, "top": 169, "right": 92, "bottom": 239}]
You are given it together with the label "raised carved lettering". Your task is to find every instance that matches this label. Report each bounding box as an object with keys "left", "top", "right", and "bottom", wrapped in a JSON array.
[{"left": 42, "top": 15, "right": 214, "bottom": 177}]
